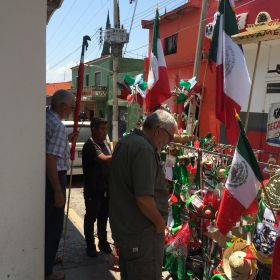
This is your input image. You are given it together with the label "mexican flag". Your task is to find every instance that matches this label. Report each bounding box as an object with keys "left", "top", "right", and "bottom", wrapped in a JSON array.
[
  {"left": 145, "top": 9, "right": 171, "bottom": 112},
  {"left": 208, "top": 0, "right": 251, "bottom": 145},
  {"left": 216, "top": 115, "right": 262, "bottom": 235}
]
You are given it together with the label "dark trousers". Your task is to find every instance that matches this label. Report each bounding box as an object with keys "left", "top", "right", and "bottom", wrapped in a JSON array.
[
  {"left": 117, "top": 226, "right": 165, "bottom": 280},
  {"left": 84, "top": 191, "right": 109, "bottom": 248},
  {"left": 45, "top": 172, "right": 66, "bottom": 276}
]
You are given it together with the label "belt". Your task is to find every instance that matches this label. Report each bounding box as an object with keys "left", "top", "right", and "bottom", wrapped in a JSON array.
[{"left": 58, "top": 170, "right": 67, "bottom": 175}]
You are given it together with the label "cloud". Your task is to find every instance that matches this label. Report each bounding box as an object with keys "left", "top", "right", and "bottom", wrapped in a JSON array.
[{"left": 46, "top": 61, "right": 78, "bottom": 83}]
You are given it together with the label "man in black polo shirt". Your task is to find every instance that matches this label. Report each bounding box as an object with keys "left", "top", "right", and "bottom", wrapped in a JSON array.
[
  {"left": 109, "top": 110, "right": 178, "bottom": 280},
  {"left": 82, "top": 117, "right": 112, "bottom": 257}
]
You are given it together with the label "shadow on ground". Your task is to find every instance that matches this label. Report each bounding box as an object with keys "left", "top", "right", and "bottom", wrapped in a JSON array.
[{"left": 55, "top": 217, "right": 119, "bottom": 280}]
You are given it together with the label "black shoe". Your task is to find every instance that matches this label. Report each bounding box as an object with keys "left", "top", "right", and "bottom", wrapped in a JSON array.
[
  {"left": 98, "top": 242, "right": 112, "bottom": 254},
  {"left": 86, "top": 246, "right": 98, "bottom": 258}
]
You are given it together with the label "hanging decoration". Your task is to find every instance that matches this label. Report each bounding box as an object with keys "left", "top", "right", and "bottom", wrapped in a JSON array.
[
  {"left": 160, "top": 119, "right": 280, "bottom": 279},
  {"left": 117, "top": 73, "right": 147, "bottom": 107}
]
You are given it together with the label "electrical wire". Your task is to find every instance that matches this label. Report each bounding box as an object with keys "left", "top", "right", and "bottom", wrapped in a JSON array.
[
  {"left": 47, "top": 0, "right": 78, "bottom": 43},
  {"left": 47, "top": 0, "right": 96, "bottom": 58},
  {"left": 125, "top": 0, "right": 261, "bottom": 59},
  {"left": 123, "top": 0, "right": 138, "bottom": 55},
  {"left": 48, "top": 31, "right": 99, "bottom": 71}
]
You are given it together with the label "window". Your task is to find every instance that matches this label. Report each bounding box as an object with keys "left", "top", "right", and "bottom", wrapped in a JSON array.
[
  {"left": 164, "top": 34, "right": 177, "bottom": 55},
  {"left": 266, "top": 83, "right": 280, "bottom": 94},
  {"left": 76, "top": 76, "right": 78, "bottom": 88},
  {"left": 94, "top": 72, "right": 101, "bottom": 86},
  {"left": 85, "top": 74, "right": 90, "bottom": 87}
]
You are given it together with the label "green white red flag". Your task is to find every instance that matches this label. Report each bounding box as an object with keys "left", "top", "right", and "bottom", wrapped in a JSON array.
[
  {"left": 145, "top": 9, "right": 171, "bottom": 112},
  {"left": 208, "top": 0, "right": 251, "bottom": 145},
  {"left": 216, "top": 115, "right": 262, "bottom": 235}
]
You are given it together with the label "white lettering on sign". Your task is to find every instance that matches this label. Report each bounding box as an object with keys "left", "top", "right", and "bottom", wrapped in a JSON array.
[{"left": 267, "top": 103, "right": 280, "bottom": 147}]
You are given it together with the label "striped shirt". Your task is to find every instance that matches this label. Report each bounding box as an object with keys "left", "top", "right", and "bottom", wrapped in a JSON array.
[{"left": 46, "top": 109, "right": 70, "bottom": 171}]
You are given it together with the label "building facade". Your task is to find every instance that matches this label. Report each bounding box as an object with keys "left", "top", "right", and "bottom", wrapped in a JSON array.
[
  {"left": 71, "top": 55, "right": 144, "bottom": 137},
  {"left": 142, "top": 0, "right": 280, "bottom": 164}
]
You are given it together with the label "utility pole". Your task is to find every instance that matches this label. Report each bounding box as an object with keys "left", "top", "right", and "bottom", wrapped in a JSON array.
[
  {"left": 104, "top": 0, "right": 128, "bottom": 143},
  {"left": 112, "top": 0, "right": 120, "bottom": 143},
  {"left": 187, "top": 0, "right": 208, "bottom": 134}
]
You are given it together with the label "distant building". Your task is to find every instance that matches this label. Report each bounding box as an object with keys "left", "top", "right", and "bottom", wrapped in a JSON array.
[
  {"left": 71, "top": 55, "right": 144, "bottom": 138},
  {"left": 45, "top": 81, "right": 72, "bottom": 106}
]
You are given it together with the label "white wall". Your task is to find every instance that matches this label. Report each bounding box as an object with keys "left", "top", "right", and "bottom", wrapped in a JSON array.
[
  {"left": 243, "top": 40, "right": 280, "bottom": 113},
  {"left": 0, "top": 1, "right": 45, "bottom": 279}
]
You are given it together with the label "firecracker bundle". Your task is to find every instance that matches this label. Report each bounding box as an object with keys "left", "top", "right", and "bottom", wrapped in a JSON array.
[{"left": 160, "top": 116, "right": 280, "bottom": 280}]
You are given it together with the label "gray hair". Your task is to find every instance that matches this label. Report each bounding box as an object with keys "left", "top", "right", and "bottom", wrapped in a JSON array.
[
  {"left": 143, "top": 109, "right": 177, "bottom": 133},
  {"left": 51, "top": 89, "right": 74, "bottom": 108}
]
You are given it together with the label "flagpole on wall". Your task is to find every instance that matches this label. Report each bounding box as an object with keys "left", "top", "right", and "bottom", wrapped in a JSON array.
[
  {"left": 187, "top": 0, "right": 208, "bottom": 135},
  {"left": 244, "top": 41, "right": 261, "bottom": 132}
]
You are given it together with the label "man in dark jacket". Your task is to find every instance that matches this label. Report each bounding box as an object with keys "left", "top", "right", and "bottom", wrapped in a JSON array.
[
  {"left": 109, "top": 110, "right": 178, "bottom": 280},
  {"left": 82, "top": 117, "right": 112, "bottom": 257}
]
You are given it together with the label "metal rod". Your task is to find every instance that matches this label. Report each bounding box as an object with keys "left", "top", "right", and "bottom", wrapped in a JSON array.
[
  {"left": 244, "top": 41, "right": 261, "bottom": 132},
  {"left": 170, "top": 142, "right": 280, "bottom": 169}
]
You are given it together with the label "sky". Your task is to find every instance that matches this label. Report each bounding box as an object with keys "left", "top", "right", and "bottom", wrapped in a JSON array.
[{"left": 46, "top": 0, "right": 188, "bottom": 83}]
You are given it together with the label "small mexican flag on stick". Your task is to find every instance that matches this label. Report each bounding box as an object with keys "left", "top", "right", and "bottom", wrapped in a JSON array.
[
  {"left": 216, "top": 114, "right": 262, "bottom": 235},
  {"left": 145, "top": 9, "right": 171, "bottom": 112}
]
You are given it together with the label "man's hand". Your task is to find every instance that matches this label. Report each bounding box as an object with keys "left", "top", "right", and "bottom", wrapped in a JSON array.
[
  {"left": 68, "top": 131, "right": 79, "bottom": 143},
  {"left": 54, "top": 190, "right": 65, "bottom": 208},
  {"left": 136, "top": 196, "right": 166, "bottom": 234},
  {"left": 155, "top": 217, "right": 166, "bottom": 234}
]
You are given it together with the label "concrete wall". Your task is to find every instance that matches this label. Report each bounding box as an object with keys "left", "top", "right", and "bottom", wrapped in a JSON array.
[{"left": 0, "top": 1, "right": 45, "bottom": 279}]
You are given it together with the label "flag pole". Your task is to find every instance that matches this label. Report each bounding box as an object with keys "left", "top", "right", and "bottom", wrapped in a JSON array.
[
  {"left": 188, "top": 0, "right": 208, "bottom": 134},
  {"left": 61, "top": 35, "right": 90, "bottom": 262},
  {"left": 244, "top": 41, "right": 261, "bottom": 132}
]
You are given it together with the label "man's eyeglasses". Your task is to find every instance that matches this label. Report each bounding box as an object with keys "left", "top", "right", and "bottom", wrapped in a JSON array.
[{"left": 159, "top": 127, "right": 173, "bottom": 142}]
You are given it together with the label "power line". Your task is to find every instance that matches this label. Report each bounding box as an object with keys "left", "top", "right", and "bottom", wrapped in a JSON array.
[
  {"left": 123, "top": 0, "right": 138, "bottom": 55},
  {"left": 48, "top": 31, "right": 99, "bottom": 71},
  {"left": 47, "top": 0, "right": 96, "bottom": 58},
  {"left": 128, "top": 0, "right": 186, "bottom": 31},
  {"left": 47, "top": 0, "right": 78, "bottom": 43},
  {"left": 121, "top": 0, "right": 174, "bottom": 26}
]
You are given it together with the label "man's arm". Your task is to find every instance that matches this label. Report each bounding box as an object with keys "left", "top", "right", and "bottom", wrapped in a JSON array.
[
  {"left": 136, "top": 196, "right": 166, "bottom": 233},
  {"left": 96, "top": 153, "right": 112, "bottom": 164},
  {"left": 46, "top": 153, "right": 65, "bottom": 208}
]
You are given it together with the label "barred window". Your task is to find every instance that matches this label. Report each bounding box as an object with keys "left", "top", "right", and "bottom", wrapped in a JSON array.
[{"left": 164, "top": 34, "right": 177, "bottom": 55}]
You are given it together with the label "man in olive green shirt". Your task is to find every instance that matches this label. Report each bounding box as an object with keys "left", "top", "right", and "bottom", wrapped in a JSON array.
[{"left": 109, "top": 110, "right": 177, "bottom": 280}]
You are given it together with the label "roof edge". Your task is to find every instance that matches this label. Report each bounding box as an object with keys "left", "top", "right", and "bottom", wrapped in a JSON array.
[{"left": 141, "top": 2, "right": 199, "bottom": 29}]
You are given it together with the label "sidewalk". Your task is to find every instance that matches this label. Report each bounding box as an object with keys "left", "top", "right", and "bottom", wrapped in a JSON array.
[
  {"left": 55, "top": 188, "right": 120, "bottom": 280},
  {"left": 55, "top": 188, "right": 171, "bottom": 280}
]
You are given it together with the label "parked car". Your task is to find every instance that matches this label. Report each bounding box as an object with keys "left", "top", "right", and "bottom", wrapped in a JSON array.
[{"left": 63, "top": 120, "right": 91, "bottom": 175}]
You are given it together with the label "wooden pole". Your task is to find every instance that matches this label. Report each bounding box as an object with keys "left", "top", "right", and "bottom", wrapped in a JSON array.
[
  {"left": 244, "top": 41, "right": 261, "bottom": 132},
  {"left": 61, "top": 161, "right": 74, "bottom": 262},
  {"left": 187, "top": 0, "right": 208, "bottom": 134}
]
